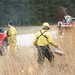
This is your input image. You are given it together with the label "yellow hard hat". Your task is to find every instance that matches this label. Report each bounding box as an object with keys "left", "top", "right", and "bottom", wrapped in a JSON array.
[{"left": 43, "top": 22, "right": 50, "bottom": 29}]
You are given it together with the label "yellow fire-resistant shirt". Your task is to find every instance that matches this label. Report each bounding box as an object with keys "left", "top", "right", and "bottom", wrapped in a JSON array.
[
  {"left": 7, "top": 26, "right": 17, "bottom": 43},
  {"left": 8, "top": 26, "right": 17, "bottom": 36},
  {"left": 33, "top": 29, "right": 58, "bottom": 47}
]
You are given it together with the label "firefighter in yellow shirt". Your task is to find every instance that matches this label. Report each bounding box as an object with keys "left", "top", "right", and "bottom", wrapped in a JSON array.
[
  {"left": 7, "top": 21, "right": 17, "bottom": 56},
  {"left": 33, "top": 22, "right": 59, "bottom": 66}
]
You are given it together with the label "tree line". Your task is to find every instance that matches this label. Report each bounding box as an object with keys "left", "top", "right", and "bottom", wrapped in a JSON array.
[{"left": 0, "top": 0, "right": 75, "bottom": 26}]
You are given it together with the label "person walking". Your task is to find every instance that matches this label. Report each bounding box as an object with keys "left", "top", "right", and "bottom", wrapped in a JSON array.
[
  {"left": 7, "top": 21, "right": 17, "bottom": 56},
  {"left": 33, "top": 22, "right": 60, "bottom": 66}
]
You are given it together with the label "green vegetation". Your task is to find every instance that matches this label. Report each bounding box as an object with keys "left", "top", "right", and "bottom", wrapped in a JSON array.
[{"left": 0, "top": 0, "right": 75, "bottom": 26}]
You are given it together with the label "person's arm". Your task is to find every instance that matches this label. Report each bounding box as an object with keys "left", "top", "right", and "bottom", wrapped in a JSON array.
[
  {"left": 49, "top": 42, "right": 58, "bottom": 48},
  {"left": 47, "top": 33, "right": 58, "bottom": 48},
  {"left": 33, "top": 34, "right": 38, "bottom": 48},
  {"left": 7, "top": 28, "right": 11, "bottom": 37}
]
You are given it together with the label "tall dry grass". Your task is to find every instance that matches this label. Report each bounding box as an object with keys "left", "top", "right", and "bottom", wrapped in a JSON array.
[
  {"left": 0, "top": 26, "right": 75, "bottom": 75},
  {"left": 54, "top": 27, "right": 75, "bottom": 75}
]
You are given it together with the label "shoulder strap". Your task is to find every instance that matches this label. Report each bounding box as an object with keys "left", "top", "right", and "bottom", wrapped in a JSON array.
[{"left": 37, "top": 30, "right": 47, "bottom": 40}]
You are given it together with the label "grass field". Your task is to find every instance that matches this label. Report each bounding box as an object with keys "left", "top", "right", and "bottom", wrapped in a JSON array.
[
  {"left": 15, "top": 25, "right": 57, "bottom": 34},
  {"left": 1, "top": 25, "right": 75, "bottom": 75},
  {"left": 3, "top": 25, "right": 57, "bottom": 34}
]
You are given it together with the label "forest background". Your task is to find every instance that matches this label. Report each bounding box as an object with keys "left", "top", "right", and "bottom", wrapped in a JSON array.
[{"left": 0, "top": 0, "right": 75, "bottom": 26}]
